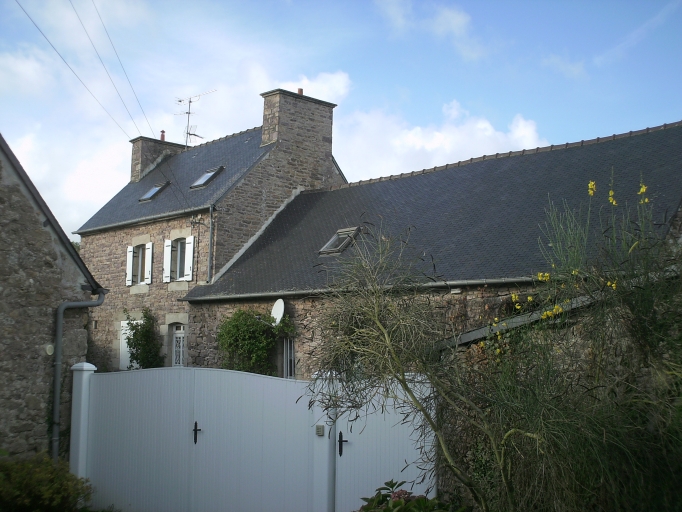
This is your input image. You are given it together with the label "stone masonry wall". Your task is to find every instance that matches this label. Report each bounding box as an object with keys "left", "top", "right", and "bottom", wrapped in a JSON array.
[
  {"left": 130, "top": 137, "right": 184, "bottom": 183},
  {"left": 0, "top": 153, "right": 91, "bottom": 459},
  {"left": 187, "top": 282, "right": 536, "bottom": 378},
  {"left": 80, "top": 214, "right": 211, "bottom": 371},
  {"left": 212, "top": 90, "right": 346, "bottom": 273}
]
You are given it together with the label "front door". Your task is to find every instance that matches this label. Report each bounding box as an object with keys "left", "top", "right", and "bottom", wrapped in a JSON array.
[{"left": 172, "top": 324, "right": 185, "bottom": 367}]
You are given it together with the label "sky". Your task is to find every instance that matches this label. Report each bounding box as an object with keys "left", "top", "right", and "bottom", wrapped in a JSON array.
[{"left": 1, "top": 0, "right": 681, "bottom": 240}]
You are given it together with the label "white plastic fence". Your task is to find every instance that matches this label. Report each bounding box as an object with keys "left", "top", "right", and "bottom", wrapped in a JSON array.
[{"left": 70, "top": 363, "right": 431, "bottom": 512}]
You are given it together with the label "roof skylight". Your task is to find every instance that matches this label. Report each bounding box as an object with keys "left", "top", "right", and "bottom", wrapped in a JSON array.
[
  {"left": 139, "top": 182, "right": 169, "bottom": 202},
  {"left": 319, "top": 227, "right": 360, "bottom": 255},
  {"left": 190, "top": 165, "right": 225, "bottom": 189}
]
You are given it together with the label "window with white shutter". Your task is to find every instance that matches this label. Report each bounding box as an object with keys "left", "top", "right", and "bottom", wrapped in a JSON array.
[
  {"left": 144, "top": 242, "right": 153, "bottom": 284},
  {"left": 183, "top": 236, "right": 194, "bottom": 281},
  {"left": 163, "top": 240, "right": 172, "bottom": 283},
  {"left": 126, "top": 246, "right": 134, "bottom": 286}
]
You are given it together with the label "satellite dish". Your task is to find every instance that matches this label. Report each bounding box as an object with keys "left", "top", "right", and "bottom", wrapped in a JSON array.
[{"left": 271, "top": 299, "right": 285, "bottom": 326}]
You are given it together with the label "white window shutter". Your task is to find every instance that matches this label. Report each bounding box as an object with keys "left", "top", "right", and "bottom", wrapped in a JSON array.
[
  {"left": 163, "top": 240, "right": 172, "bottom": 283},
  {"left": 144, "top": 242, "right": 153, "bottom": 284},
  {"left": 183, "top": 236, "right": 194, "bottom": 281},
  {"left": 126, "top": 246, "right": 134, "bottom": 286}
]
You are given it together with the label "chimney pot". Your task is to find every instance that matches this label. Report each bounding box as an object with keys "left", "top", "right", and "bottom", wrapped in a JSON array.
[
  {"left": 298, "top": 88, "right": 303, "bottom": 95},
  {"left": 160, "top": 130, "right": 166, "bottom": 141}
]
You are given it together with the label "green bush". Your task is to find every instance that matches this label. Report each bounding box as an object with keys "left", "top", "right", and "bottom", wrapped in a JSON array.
[
  {"left": 217, "top": 309, "right": 294, "bottom": 375},
  {"left": 124, "top": 308, "right": 164, "bottom": 369},
  {"left": 0, "top": 454, "right": 92, "bottom": 512}
]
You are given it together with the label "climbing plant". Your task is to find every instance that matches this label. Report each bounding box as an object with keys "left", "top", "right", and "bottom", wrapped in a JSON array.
[
  {"left": 124, "top": 308, "right": 165, "bottom": 369},
  {"left": 217, "top": 309, "right": 295, "bottom": 376}
]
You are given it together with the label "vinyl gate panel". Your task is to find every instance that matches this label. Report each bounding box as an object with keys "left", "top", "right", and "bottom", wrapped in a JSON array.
[
  {"left": 191, "top": 370, "right": 329, "bottom": 512},
  {"left": 334, "top": 408, "right": 433, "bottom": 512},
  {"left": 87, "top": 368, "right": 194, "bottom": 512}
]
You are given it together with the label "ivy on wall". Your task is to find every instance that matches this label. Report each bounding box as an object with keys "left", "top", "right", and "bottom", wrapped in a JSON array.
[{"left": 217, "top": 309, "right": 294, "bottom": 376}]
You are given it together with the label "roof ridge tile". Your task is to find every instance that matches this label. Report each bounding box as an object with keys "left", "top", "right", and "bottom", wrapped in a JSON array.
[
  {"left": 321, "top": 119, "right": 682, "bottom": 192},
  {"left": 179, "top": 126, "right": 262, "bottom": 152}
]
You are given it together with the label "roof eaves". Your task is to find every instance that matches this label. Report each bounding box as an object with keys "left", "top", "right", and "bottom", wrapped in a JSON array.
[
  {"left": 74, "top": 205, "right": 210, "bottom": 235},
  {"left": 181, "top": 276, "right": 537, "bottom": 302}
]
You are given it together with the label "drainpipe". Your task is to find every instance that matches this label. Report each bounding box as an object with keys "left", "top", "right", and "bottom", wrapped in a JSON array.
[
  {"left": 52, "top": 289, "right": 106, "bottom": 463},
  {"left": 207, "top": 204, "right": 214, "bottom": 282}
]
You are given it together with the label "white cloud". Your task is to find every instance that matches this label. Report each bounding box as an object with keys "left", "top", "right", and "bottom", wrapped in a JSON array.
[
  {"left": 594, "top": 0, "right": 681, "bottom": 66},
  {"left": 542, "top": 55, "right": 588, "bottom": 80},
  {"left": 0, "top": 49, "right": 54, "bottom": 96},
  {"left": 334, "top": 102, "right": 547, "bottom": 182},
  {"left": 279, "top": 71, "right": 351, "bottom": 104},
  {"left": 374, "top": 0, "right": 412, "bottom": 30},
  {"left": 427, "top": 6, "right": 485, "bottom": 61}
]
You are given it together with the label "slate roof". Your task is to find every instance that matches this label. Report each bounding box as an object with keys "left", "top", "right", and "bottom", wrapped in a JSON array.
[
  {"left": 76, "top": 127, "right": 271, "bottom": 233},
  {"left": 0, "top": 133, "right": 102, "bottom": 292},
  {"left": 184, "top": 121, "right": 682, "bottom": 301}
]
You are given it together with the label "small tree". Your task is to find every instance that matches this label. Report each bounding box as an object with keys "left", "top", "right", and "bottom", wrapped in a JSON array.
[
  {"left": 124, "top": 308, "right": 165, "bottom": 369},
  {"left": 307, "top": 186, "right": 682, "bottom": 512},
  {"left": 217, "top": 309, "right": 294, "bottom": 376}
]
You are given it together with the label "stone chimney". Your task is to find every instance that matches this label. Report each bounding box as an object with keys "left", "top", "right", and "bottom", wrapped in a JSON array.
[
  {"left": 129, "top": 135, "right": 185, "bottom": 183},
  {"left": 260, "top": 89, "right": 336, "bottom": 153}
]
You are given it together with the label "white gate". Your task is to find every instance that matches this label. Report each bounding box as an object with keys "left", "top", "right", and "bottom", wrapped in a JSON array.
[{"left": 70, "top": 365, "right": 432, "bottom": 512}]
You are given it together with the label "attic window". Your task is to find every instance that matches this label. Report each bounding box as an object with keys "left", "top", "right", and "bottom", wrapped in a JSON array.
[
  {"left": 139, "top": 182, "right": 169, "bottom": 202},
  {"left": 319, "top": 227, "right": 360, "bottom": 255},
  {"left": 190, "top": 166, "right": 224, "bottom": 189}
]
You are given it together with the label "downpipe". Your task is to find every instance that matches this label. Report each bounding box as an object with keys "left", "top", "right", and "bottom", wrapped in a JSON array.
[{"left": 52, "top": 289, "right": 106, "bottom": 463}]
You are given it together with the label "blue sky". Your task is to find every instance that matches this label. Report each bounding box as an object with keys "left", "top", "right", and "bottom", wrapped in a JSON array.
[{"left": 2, "top": 0, "right": 681, "bottom": 239}]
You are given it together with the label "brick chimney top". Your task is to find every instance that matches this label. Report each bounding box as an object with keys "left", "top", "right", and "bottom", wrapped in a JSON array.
[
  {"left": 298, "top": 88, "right": 303, "bottom": 95},
  {"left": 160, "top": 130, "right": 165, "bottom": 141}
]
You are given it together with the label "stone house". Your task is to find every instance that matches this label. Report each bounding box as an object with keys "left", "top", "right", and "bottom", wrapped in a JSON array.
[
  {"left": 77, "top": 87, "right": 682, "bottom": 378},
  {"left": 0, "top": 133, "right": 103, "bottom": 459}
]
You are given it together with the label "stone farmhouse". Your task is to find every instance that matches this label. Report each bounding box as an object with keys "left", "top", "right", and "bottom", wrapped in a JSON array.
[
  {"left": 1, "top": 133, "right": 104, "bottom": 459},
  {"left": 77, "top": 88, "right": 682, "bottom": 378}
]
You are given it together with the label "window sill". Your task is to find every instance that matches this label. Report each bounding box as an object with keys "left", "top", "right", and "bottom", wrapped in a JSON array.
[
  {"left": 129, "top": 284, "right": 149, "bottom": 294},
  {"left": 167, "top": 281, "right": 189, "bottom": 292}
]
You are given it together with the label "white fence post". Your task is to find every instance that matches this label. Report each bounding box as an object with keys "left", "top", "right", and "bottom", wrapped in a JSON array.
[{"left": 69, "top": 362, "right": 96, "bottom": 478}]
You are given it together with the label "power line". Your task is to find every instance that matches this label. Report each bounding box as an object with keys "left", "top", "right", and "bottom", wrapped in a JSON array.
[
  {"left": 68, "top": 0, "right": 141, "bottom": 137},
  {"left": 90, "top": 0, "right": 156, "bottom": 138},
  {"left": 14, "top": 0, "right": 130, "bottom": 139}
]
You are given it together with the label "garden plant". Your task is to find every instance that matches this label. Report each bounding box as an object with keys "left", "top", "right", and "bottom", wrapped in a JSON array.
[{"left": 309, "top": 177, "right": 682, "bottom": 512}]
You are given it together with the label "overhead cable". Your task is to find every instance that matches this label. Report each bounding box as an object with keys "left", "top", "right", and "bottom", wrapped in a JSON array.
[
  {"left": 14, "top": 0, "right": 130, "bottom": 139},
  {"left": 68, "top": 0, "right": 142, "bottom": 137},
  {"left": 90, "top": 0, "right": 156, "bottom": 137}
]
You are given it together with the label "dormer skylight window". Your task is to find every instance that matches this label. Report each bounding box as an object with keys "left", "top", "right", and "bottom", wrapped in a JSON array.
[
  {"left": 190, "top": 165, "right": 224, "bottom": 189},
  {"left": 319, "top": 227, "right": 360, "bottom": 255},
  {"left": 139, "top": 182, "right": 169, "bottom": 202}
]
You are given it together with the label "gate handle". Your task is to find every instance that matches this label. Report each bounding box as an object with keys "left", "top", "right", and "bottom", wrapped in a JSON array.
[
  {"left": 338, "top": 431, "right": 348, "bottom": 456},
  {"left": 193, "top": 421, "right": 202, "bottom": 444}
]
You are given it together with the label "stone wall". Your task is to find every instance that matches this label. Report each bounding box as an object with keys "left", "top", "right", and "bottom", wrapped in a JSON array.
[
  {"left": 212, "top": 90, "right": 346, "bottom": 273},
  {"left": 80, "top": 215, "right": 211, "bottom": 371},
  {"left": 0, "top": 151, "right": 92, "bottom": 459},
  {"left": 129, "top": 136, "right": 184, "bottom": 183},
  {"left": 186, "top": 282, "right": 536, "bottom": 378}
]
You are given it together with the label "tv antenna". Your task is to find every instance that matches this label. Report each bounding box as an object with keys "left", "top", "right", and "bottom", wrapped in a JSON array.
[{"left": 175, "top": 89, "right": 216, "bottom": 148}]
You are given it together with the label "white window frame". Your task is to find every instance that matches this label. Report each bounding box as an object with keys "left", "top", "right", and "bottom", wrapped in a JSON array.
[
  {"left": 319, "top": 227, "right": 360, "bottom": 255},
  {"left": 126, "top": 243, "right": 153, "bottom": 286},
  {"left": 172, "top": 324, "right": 186, "bottom": 367},
  {"left": 163, "top": 235, "right": 194, "bottom": 282}
]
